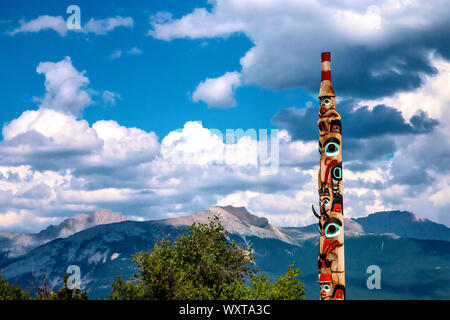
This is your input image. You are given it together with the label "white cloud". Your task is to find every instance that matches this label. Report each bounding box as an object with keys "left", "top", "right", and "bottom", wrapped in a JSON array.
[
  {"left": 429, "top": 176, "right": 450, "bottom": 206},
  {"left": 216, "top": 191, "right": 260, "bottom": 208},
  {"left": 192, "top": 71, "right": 242, "bottom": 108},
  {"left": 35, "top": 57, "right": 92, "bottom": 115},
  {"left": 0, "top": 108, "right": 159, "bottom": 172},
  {"left": 102, "top": 90, "right": 122, "bottom": 106},
  {"left": 127, "top": 47, "right": 143, "bottom": 55},
  {"left": 84, "top": 16, "right": 134, "bottom": 35},
  {"left": 161, "top": 121, "right": 225, "bottom": 165},
  {"left": 8, "top": 15, "right": 67, "bottom": 36},
  {"left": 359, "top": 56, "right": 450, "bottom": 121},
  {"left": 161, "top": 121, "right": 266, "bottom": 167},
  {"left": 2, "top": 108, "right": 99, "bottom": 149},
  {"left": 109, "top": 50, "right": 123, "bottom": 60},
  {"left": 148, "top": 9, "right": 245, "bottom": 40},
  {"left": 109, "top": 47, "right": 143, "bottom": 59},
  {"left": 91, "top": 120, "right": 159, "bottom": 165},
  {"left": 0, "top": 209, "right": 59, "bottom": 233},
  {"left": 8, "top": 15, "right": 134, "bottom": 37}
]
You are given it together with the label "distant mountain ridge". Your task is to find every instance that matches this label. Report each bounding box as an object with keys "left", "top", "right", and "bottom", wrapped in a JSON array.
[
  {"left": 353, "top": 210, "right": 450, "bottom": 242},
  {"left": 158, "top": 205, "right": 296, "bottom": 244},
  {"left": 0, "top": 209, "right": 127, "bottom": 259}
]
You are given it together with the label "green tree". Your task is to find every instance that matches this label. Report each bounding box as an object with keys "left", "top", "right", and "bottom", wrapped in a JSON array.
[
  {"left": 111, "top": 215, "right": 306, "bottom": 300},
  {"left": 0, "top": 275, "right": 30, "bottom": 300},
  {"left": 239, "top": 263, "right": 305, "bottom": 299}
]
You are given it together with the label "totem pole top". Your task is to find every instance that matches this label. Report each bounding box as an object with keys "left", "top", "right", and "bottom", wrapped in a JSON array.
[{"left": 319, "top": 51, "right": 335, "bottom": 98}]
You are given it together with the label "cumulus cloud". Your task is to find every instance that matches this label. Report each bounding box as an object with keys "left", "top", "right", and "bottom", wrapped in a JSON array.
[
  {"left": 0, "top": 109, "right": 159, "bottom": 173},
  {"left": 0, "top": 116, "right": 310, "bottom": 231},
  {"left": 148, "top": 0, "right": 450, "bottom": 99},
  {"left": 89, "top": 120, "right": 159, "bottom": 167},
  {"left": 1, "top": 108, "right": 101, "bottom": 170},
  {"left": 8, "top": 15, "right": 134, "bottom": 37},
  {"left": 35, "top": 57, "right": 92, "bottom": 115},
  {"left": 192, "top": 71, "right": 242, "bottom": 107},
  {"left": 8, "top": 15, "right": 67, "bottom": 36}
]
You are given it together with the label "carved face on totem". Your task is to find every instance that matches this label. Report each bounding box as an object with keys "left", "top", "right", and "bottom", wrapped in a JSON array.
[
  {"left": 318, "top": 216, "right": 344, "bottom": 273},
  {"left": 318, "top": 238, "right": 336, "bottom": 273},
  {"left": 319, "top": 96, "right": 336, "bottom": 116},
  {"left": 318, "top": 98, "right": 341, "bottom": 136},
  {"left": 318, "top": 187, "right": 332, "bottom": 218},
  {"left": 319, "top": 273, "right": 333, "bottom": 299},
  {"left": 319, "top": 135, "right": 342, "bottom": 188}
]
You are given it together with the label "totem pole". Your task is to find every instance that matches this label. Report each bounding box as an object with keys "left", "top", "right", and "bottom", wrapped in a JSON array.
[{"left": 312, "top": 52, "right": 345, "bottom": 300}]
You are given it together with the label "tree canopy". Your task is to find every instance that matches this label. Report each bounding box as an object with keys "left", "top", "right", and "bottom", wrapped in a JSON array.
[{"left": 0, "top": 275, "right": 30, "bottom": 300}]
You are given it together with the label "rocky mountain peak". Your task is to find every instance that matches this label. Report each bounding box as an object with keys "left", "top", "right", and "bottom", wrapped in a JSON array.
[
  {"left": 0, "top": 209, "right": 127, "bottom": 258},
  {"left": 158, "top": 205, "right": 295, "bottom": 244},
  {"left": 215, "top": 206, "right": 269, "bottom": 228},
  {"left": 54, "top": 209, "right": 127, "bottom": 238}
]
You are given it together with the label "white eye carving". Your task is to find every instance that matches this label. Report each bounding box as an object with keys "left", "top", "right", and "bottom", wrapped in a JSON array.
[
  {"left": 325, "top": 223, "right": 342, "bottom": 238},
  {"left": 325, "top": 142, "right": 339, "bottom": 156}
]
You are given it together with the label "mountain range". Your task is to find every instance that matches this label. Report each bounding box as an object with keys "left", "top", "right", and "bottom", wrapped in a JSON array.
[
  {"left": 0, "top": 209, "right": 127, "bottom": 259},
  {"left": 0, "top": 206, "right": 449, "bottom": 300}
]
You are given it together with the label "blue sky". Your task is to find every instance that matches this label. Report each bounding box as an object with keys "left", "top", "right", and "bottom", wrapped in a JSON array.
[{"left": 0, "top": 0, "right": 449, "bottom": 232}]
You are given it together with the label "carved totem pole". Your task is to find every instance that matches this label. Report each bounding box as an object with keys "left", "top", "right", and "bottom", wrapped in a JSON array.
[{"left": 312, "top": 52, "right": 345, "bottom": 300}]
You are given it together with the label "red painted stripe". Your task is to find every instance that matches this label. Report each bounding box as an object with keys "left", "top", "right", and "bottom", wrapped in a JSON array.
[
  {"left": 321, "top": 71, "right": 331, "bottom": 81},
  {"left": 323, "top": 159, "right": 338, "bottom": 183},
  {"left": 321, "top": 52, "right": 331, "bottom": 62},
  {"left": 324, "top": 240, "right": 339, "bottom": 255}
]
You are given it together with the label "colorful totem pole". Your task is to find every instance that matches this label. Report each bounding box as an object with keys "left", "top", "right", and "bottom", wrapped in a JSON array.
[{"left": 312, "top": 52, "right": 345, "bottom": 300}]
